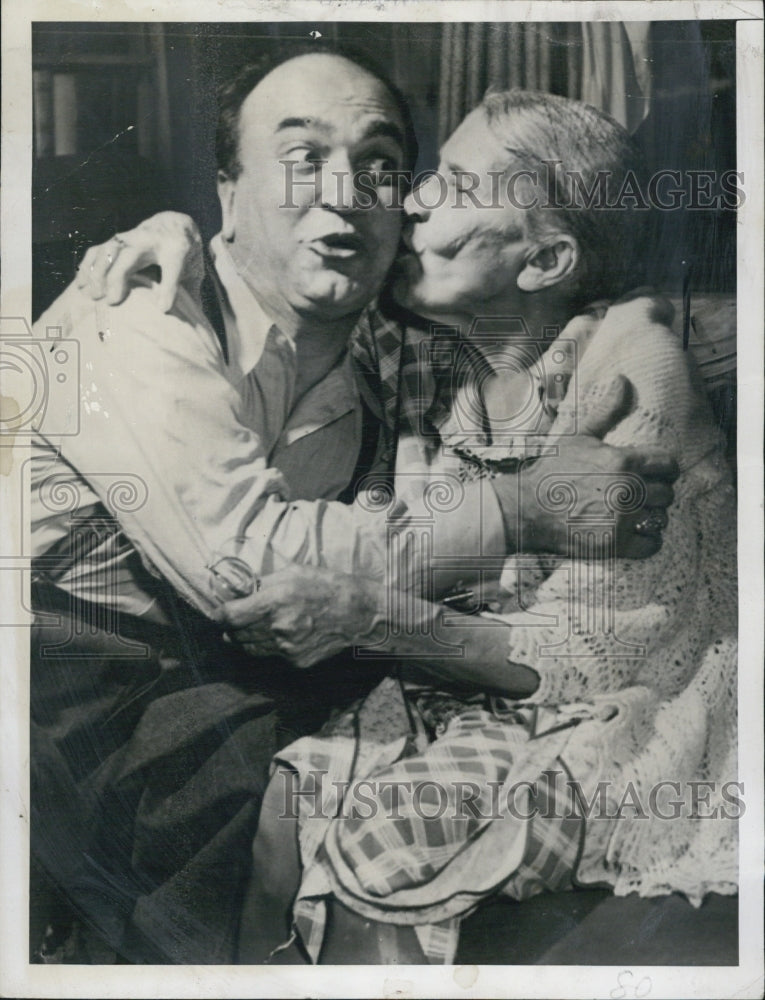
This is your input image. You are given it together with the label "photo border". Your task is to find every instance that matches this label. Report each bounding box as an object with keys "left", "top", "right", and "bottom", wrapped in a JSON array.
[{"left": 2, "top": 2, "right": 762, "bottom": 997}]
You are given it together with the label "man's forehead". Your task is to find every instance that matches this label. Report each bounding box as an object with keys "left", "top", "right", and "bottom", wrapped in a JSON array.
[
  {"left": 243, "top": 54, "right": 403, "bottom": 135},
  {"left": 242, "top": 53, "right": 402, "bottom": 133}
]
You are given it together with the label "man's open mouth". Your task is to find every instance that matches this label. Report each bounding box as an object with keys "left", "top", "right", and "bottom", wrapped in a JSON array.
[{"left": 310, "top": 233, "right": 365, "bottom": 258}]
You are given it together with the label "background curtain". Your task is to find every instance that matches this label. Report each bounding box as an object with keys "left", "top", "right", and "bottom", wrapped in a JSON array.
[
  {"left": 438, "top": 23, "right": 579, "bottom": 144},
  {"left": 436, "top": 21, "right": 655, "bottom": 140}
]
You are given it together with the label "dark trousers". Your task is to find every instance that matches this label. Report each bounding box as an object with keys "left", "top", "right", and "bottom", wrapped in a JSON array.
[{"left": 30, "top": 583, "right": 384, "bottom": 963}]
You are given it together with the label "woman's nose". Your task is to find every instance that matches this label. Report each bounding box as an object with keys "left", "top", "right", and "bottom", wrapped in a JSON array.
[
  {"left": 403, "top": 188, "right": 429, "bottom": 222},
  {"left": 404, "top": 171, "right": 443, "bottom": 221}
]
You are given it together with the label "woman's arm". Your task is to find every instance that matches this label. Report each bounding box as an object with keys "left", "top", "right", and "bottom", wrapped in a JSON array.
[
  {"left": 217, "top": 564, "right": 539, "bottom": 698},
  {"left": 76, "top": 212, "right": 203, "bottom": 312}
]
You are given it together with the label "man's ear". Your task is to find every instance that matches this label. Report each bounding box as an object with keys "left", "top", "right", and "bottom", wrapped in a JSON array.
[
  {"left": 217, "top": 171, "right": 237, "bottom": 241},
  {"left": 517, "top": 235, "right": 579, "bottom": 293}
]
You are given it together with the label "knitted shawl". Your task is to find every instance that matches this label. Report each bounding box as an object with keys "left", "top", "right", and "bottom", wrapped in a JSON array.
[{"left": 480, "top": 294, "right": 738, "bottom": 902}]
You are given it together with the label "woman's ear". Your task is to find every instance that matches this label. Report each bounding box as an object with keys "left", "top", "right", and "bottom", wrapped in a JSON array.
[
  {"left": 517, "top": 235, "right": 579, "bottom": 293},
  {"left": 217, "top": 171, "right": 237, "bottom": 241}
]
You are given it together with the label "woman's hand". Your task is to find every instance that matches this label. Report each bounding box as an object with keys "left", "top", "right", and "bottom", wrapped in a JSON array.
[
  {"left": 76, "top": 211, "right": 204, "bottom": 313},
  {"left": 491, "top": 375, "right": 678, "bottom": 559}
]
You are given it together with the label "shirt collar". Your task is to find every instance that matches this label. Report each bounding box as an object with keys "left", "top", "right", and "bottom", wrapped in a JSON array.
[{"left": 209, "top": 234, "right": 293, "bottom": 379}]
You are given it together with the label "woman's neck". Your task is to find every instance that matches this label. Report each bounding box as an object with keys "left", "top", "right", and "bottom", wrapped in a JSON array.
[{"left": 468, "top": 296, "right": 577, "bottom": 441}]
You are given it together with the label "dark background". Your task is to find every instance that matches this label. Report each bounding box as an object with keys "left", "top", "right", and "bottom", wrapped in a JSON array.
[{"left": 32, "top": 20, "right": 737, "bottom": 321}]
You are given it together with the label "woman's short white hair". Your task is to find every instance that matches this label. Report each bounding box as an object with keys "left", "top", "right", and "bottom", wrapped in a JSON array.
[{"left": 481, "top": 89, "right": 650, "bottom": 303}]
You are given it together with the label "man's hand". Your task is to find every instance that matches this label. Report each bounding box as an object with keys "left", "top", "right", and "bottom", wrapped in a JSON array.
[
  {"left": 491, "top": 375, "right": 679, "bottom": 559},
  {"left": 217, "top": 565, "right": 543, "bottom": 696},
  {"left": 214, "top": 565, "right": 384, "bottom": 669},
  {"left": 76, "top": 211, "right": 203, "bottom": 313}
]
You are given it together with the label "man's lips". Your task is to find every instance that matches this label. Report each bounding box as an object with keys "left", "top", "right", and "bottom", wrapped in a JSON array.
[{"left": 307, "top": 232, "right": 366, "bottom": 258}]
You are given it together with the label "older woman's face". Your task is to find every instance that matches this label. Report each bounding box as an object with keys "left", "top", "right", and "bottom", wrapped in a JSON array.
[{"left": 393, "top": 109, "right": 533, "bottom": 320}]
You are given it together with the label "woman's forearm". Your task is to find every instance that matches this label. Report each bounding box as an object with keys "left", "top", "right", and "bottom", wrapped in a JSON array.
[
  {"left": 220, "top": 565, "right": 538, "bottom": 697},
  {"left": 360, "top": 583, "right": 539, "bottom": 698}
]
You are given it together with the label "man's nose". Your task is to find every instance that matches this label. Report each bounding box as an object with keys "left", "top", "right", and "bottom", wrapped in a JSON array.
[{"left": 319, "top": 154, "right": 357, "bottom": 213}]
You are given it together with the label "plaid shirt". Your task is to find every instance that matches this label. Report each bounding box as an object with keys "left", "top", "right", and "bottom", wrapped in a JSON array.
[
  {"left": 350, "top": 299, "right": 476, "bottom": 481},
  {"left": 350, "top": 302, "right": 431, "bottom": 455}
]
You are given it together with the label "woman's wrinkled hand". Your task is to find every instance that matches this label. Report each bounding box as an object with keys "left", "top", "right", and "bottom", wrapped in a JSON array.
[
  {"left": 76, "top": 211, "right": 203, "bottom": 313},
  {"left": 214, "top": 565, "right": 385, "bottom": 669}
]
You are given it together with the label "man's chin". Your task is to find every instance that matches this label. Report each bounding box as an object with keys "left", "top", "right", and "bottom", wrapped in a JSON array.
[{"left": 296, "top": 275, "right": 378, "bottom": 317}]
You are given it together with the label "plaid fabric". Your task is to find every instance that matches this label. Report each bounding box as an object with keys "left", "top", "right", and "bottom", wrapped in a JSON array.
[
  {"left": 502, "top": 762, "right": 583, "bottom": 901},
  {"left": 330, "top": 710, "right": 531, "bottom": 897},
  {"left": 350, "top": 302, "right": 436, "bottom": 441},
  {"left": 270, "top": 313, "right": 587, "bottom": 964},
  {"left": 276, "top": 682, "right": 586, "bottom": 965},
  {"left": 351, "top": 302, "right": 454, "bottom": 479}
]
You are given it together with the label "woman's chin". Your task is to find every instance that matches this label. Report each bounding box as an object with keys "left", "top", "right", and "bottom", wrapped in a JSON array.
[{"left": 392, "top": 279, "right": 459, "bottom": 324}]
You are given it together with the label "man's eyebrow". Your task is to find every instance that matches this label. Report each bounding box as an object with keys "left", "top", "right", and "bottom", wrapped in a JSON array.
[
  {"left": 276, "top": 117, "right": 331, "bottom": 132},
  {"left": 359, "top": 120, "right": 405, "bottom": 148},
  {"left": 274, "top": 117, "right": 405, "bottom": 149}
]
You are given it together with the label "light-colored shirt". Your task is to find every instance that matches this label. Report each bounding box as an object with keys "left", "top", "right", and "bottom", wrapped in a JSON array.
[
  {"left": 207, "top": 235, "right": 370, "bottom": 502},
  {"left": 31, "top": 237, "right": 504, "bottom": 618}
]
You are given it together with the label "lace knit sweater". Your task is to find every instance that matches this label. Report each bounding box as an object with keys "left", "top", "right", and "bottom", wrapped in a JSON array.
[{"left": 473, "top": 294, "right": 738, "bottom": 902}]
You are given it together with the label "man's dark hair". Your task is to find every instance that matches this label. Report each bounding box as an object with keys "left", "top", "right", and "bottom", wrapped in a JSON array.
[{"left": 215, "top": 41, "right": 419, "bottom": 179}]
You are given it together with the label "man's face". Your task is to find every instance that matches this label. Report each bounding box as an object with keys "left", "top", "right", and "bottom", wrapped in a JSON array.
[
  {"left": 394, "top": 109, "right": 532, "bottom": 321},
  {"left": 219, "top": 53, "right": 406, "bottom": 322}
]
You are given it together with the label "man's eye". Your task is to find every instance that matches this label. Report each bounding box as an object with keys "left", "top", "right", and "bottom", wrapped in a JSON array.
[
  {"left": 286, "top": 147, "right": 325, "bottom": 172},
  {"left": 357, "top": 156, "right": 402, "bottom": 185}
]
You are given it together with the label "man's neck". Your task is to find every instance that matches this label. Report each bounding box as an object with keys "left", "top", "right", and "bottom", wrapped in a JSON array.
[{"left": 292, "top": 319, "right": 358, "bottom": 399}]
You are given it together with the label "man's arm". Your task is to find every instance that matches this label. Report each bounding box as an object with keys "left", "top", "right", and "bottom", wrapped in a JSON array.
[
  {"left": 65, "top": 219, "right": 679, "bottom": 605},
  {"left": 78, "top": 215, "right": 678, "bottom": 563},
  {"left": 35, "top": 280, "right": 508, "bottom": 615}
]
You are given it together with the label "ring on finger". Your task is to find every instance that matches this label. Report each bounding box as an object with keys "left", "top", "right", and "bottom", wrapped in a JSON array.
[{"left": 106, "top": 236, "right": 126, "bottom": 267}]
